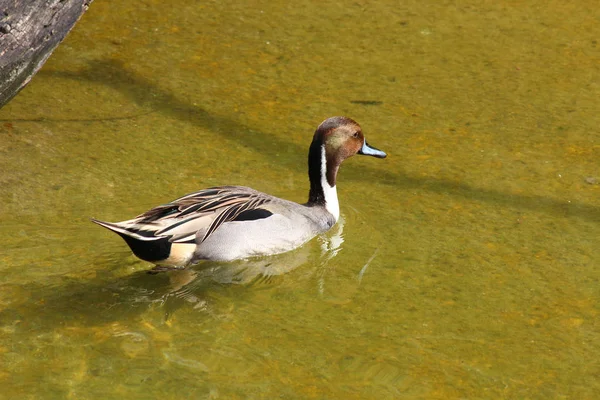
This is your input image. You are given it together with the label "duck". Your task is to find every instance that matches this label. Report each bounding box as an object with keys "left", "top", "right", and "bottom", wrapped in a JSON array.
[{"left": 92, "top": 116, "right": 386, "bottom": 269}]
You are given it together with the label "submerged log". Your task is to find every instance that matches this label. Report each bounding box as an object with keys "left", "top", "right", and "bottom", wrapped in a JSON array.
[{"left": 0, "top": 0, "right": 92, "bottom": 108}]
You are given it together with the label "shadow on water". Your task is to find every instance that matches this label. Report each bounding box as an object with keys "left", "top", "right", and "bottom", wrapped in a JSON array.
[
  {"left": 0, "top": 243, "right": 319, "bottom": 330},
  {"left": 0, "top": 268, "right": 193, "bottom": 328},
  {"left": 7, "top": 58, "right": 599, "bottom": 223},
  {"left": 0, "top": 263, "right": 263, "bottom": 331}
]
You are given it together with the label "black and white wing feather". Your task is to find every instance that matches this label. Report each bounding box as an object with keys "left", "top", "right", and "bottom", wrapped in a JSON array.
[{"left": 94, "top": 186, "right": 273, "bottom": 244}]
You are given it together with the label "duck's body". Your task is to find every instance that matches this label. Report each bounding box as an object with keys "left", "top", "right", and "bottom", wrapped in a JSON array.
[
  {"left": 93, "top": 117, "right": 386, "bottom": 269},
  {"left": 93, "top": 185, "right": 335, "bottom": 265}
]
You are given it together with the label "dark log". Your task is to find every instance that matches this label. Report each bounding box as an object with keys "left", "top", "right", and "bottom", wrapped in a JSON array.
[{"left": 0, "top": 0, "right": 92, "bottom": 108}]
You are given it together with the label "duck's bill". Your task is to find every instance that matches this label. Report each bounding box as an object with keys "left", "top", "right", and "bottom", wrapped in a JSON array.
[{"left": 358, "top": 141, "right": 387, "bottom": 158}]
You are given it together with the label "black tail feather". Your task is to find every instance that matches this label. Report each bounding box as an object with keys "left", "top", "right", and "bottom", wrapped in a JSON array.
[
  {"left": 116, "top": 232, "right": 172, "bottom": 263},
  {"left": 92, "top": 218, "right": 171, "bottom": 262}
]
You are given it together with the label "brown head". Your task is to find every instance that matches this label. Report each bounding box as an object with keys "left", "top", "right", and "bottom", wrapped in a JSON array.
[
  {"left": 312, "top": 116, "right": 386, "bottom": 186},
  {"left": 307, "top": 117, "right": 386, "bottom": 206}
]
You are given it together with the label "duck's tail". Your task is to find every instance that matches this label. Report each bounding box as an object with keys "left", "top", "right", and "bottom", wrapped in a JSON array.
[{"left": 91, "top": 218, "right": 173, "bottom": 263}]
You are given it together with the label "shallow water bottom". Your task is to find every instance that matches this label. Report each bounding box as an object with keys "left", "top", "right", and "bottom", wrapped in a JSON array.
[{"left": 1, "top": 0, "right": 600, "bottom": 398}]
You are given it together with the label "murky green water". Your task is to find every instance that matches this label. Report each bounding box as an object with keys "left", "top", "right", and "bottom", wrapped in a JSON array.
[{"left": 1, "top": 0, "right": 599, "bottom": 398}]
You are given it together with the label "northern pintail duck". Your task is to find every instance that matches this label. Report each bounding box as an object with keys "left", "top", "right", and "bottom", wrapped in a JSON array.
[{"left": 93, "top": 116, "right": 386, "bottom": 269}]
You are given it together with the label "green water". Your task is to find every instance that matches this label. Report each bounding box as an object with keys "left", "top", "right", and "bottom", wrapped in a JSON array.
[{"left": 1, "top": 0, "right": 599, "bottom": 398}]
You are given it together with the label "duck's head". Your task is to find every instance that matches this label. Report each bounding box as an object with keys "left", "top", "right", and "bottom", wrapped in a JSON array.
[
  {"left": 315, "top": 116, "right": 387, "bottom": 165},
  {"left": 309, "top": 116, "right": 386, "bottom": 190},
  {"left": 307, "top": 116, "right": 386, "bottom": 213}
]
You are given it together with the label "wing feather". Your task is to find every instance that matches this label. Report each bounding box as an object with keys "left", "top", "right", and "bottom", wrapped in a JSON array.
[{"left": 125, "top": 186, "right": 272, "bottom": 244}]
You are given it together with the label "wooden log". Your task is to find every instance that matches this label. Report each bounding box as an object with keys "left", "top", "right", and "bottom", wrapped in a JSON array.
[{"left": 0, "top": 0, "right": 92, "bottom": 108}]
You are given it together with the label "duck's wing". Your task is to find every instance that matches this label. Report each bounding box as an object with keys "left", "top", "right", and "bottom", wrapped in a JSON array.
[{"left": 96, "top": 186, "right": 274, "bottom": 244}]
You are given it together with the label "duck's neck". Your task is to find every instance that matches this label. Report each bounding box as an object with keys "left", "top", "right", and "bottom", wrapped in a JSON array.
[{"left": 307, "top": 139, "right": 340, "bottom": 221}]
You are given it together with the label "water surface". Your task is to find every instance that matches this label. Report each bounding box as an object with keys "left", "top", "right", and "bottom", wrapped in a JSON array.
[{"left": 1, "top": 0, "right": 599, "bottom": 398}]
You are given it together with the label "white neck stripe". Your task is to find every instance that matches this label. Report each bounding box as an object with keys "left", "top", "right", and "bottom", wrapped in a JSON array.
[{"left": 321, "top": 146, "right": 339, "bottom": 221}]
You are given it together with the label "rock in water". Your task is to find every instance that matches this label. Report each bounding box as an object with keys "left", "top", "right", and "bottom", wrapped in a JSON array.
[{"left": 0, "top": 0, "right": 93, "bottom": 108}]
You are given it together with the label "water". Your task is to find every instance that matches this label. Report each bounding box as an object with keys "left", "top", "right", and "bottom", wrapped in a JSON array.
[{"left": 1, "top": 0, "right": 599, "bottom": 398}]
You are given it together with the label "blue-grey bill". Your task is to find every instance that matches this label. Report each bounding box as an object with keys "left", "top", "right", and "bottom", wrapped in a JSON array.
[{"left": 358, "top": 141, "right": 387, "bottom": 158}]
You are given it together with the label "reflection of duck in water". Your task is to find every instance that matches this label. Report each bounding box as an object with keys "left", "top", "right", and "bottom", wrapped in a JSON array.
[
  {"left": 93, "top": 117, "right": 386, "bottom": 271},
  {"left": 159, "top": 218, "right": 347, "bottom": 312},
  {"left": 166, "top": 245, "right": 312, "bottom": 294}
]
